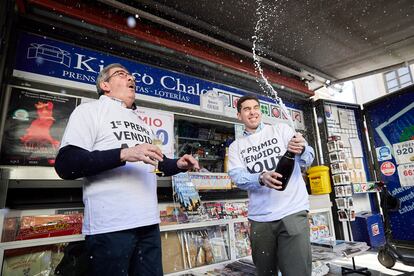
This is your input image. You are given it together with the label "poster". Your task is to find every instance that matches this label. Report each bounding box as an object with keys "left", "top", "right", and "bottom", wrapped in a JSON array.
[
  {"left": 397, "top": 163, "right": 414, "bottom": 187},
  {"left": 0, "top": 88, "right": 77, "bottom": 166},
  {"left": 375, "top": 146, "right": 392, "bottom": 162},
  {"left": 134, "top": 106, "right": 175, "bottom": 158},
  {"left": 338, "top": 108, "right": 350, "bottom": 129},
  {"left": 349, "top": 137, "right": 363, "bottom": 158},
  {"left": 364, "top": 86, "right": 414, "bottom": 242},
  {"left": 324, "top": 104, "right": 339, "bottom": 126}
]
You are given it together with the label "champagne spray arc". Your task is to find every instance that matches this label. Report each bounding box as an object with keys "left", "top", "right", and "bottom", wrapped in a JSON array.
[
  {"left": 253, "top": 0, "right": 298, "bottom": 191},
  {"left": 252, "top": 0, "right": 295, "bottom": 129}
]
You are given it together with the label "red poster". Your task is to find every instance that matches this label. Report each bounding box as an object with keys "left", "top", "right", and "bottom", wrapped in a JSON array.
[{"left": 1, "top": 88, "right": 78, "bottom": 166}]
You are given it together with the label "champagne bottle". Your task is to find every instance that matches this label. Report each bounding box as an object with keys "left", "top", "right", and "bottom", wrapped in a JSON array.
[{"left": 275, "top": 150, "right": 295, "bottom": 191}]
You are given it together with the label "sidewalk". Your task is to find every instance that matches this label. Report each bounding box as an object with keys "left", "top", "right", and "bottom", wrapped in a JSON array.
[{"left": 327, "top": 250, "right": 414, "bottom": 276}]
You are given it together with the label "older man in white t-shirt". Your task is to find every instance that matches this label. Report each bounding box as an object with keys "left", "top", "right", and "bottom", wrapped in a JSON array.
[{"left": 55, "top": 63, "right": 199, "bottom": 276}]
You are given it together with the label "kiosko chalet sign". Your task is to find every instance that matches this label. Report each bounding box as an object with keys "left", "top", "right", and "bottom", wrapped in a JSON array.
[{"left": 13, "top": 32, "right": 305, "bottom": 129}]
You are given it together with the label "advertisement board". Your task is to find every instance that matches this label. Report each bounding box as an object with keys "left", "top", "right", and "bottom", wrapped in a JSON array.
[
  {"left": 364, "top": 85, "right": 414, "bottom": 242},
  {"left": 1, "top": 88, "right": 78, "bottom": 166}
]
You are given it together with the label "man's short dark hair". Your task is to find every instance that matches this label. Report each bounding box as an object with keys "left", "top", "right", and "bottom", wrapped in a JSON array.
[
  {"left": 237, "top": 95, "right": 260, "bottom": 113},
  {"left": 96, "top": 63, "right": 128, "bottom": 96}
]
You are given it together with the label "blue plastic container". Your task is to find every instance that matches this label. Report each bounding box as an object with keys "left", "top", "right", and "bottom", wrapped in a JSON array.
[{"left": 351, "top": 212, "right": 385, "bottom": 248}]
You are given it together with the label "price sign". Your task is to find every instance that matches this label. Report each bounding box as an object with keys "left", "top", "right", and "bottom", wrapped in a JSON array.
[
  {"left": 397, "top": 163, "right": 414, "bottom": 187},
  {"left": 393, "top": 140, "right": 414, "bottom": 165},
  {"left": 189, "top": 172, "right": 232, "bottom": 190}
]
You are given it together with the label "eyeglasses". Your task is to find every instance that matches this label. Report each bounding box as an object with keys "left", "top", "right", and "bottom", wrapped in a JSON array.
[{"left": 105, "top": 70, "right": 135, "bottom": 81}]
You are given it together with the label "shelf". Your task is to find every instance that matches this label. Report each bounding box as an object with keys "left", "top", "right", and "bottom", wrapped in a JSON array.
[
  {"left": 160, "top": 217, "right": 247, "bottom": 232},
  {"left": 165, "top": 259, "right": 237, "bottom": 276},
  {"left": 0, "top": 219, "right": 248, "bottom": 251},
  {"left": 0, "top": 166, "right": 65, "bottom": 180},
  {"left": 0, "top": 166, "right": 171, "bottom": 188},
  {"left": 178, "top": 136, "right": 210, "bottom": 142},
  {"left": 309, "top": 194, "right": 332, "bottom": 210},
  {"left": 198, "top": 157, "right": 221, "bottom": 161},
  {"left": 178, "top": 137, "right": 220, "bottom": 144},
  {"left": 157, "top": 176, "right": 172, "bottom": 187},
  {"left": 0, "top": 234, "right": 84, "bottom": 251}
]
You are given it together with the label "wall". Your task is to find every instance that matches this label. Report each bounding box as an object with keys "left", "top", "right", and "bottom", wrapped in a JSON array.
[
  {"left": 312, "top": 82, "right": 357, "bottom": 104},
  {"left": 353, "top": 64, "right": 414, "bottom": 105},
  {"left": 353, "top": 74, "right": 387, "bottom": 104},
  {"left": 313, "top": 64, "right": 414, "bottom": 105}
]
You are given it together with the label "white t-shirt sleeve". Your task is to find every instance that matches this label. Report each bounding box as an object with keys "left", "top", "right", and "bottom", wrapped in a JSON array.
[
  {"left": 228, "top": 140, "right": 244, "bottom": 170},
  {"left": 60, "top": 104, "right": 97, "bottom": 151}
]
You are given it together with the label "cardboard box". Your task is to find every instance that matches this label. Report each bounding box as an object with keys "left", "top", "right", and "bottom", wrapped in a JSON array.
[{"left": 161, "top": 232, "right": 185, "bottom": 273}]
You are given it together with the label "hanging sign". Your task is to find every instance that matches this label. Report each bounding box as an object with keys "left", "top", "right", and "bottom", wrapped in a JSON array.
[{"left": 200, "top": 90, "right": 226, "bottom": 115}]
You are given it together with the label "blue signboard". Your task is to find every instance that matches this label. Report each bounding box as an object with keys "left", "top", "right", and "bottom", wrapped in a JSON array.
[
  {"left": 364, "top": 86, "right": 414, "bottom": 242},
  {"left": 13, "top": 32, "right": 304, "bottom": 111}
]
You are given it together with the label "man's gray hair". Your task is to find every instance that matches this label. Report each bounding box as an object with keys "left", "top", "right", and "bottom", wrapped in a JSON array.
[{"left": 96, "top": 63, "right": 128, "bottom": 96}]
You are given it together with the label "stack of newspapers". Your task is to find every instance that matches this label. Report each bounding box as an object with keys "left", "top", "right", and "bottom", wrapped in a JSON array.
[
  {"left": 311, "top": 238, "right": 369, "bottom": 258},
  {"left": 311, "top": 238, "right": 348, "bottom": 252}
]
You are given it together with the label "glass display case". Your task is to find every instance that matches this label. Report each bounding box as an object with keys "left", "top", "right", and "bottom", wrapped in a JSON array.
[
  {"left": 309, "top": 208, "right": 336, "bottom": 243},
  {"left": 233, "top": 221, "right": 251, "bottom": 259},
  {"left": 0, "top": 206, "right": 250, "bottom": 276},
  {"left": 1, "top": 240, "right": 90, "bottom": 276},
  {"left": 162, "top": 225, "right": 230, "bottom": 274},
  {"left": 0, "top": 208, "right": 85, "bottom": 276},
  {"left": 175, "top": 117, "right": 234, "bottom": 173}
]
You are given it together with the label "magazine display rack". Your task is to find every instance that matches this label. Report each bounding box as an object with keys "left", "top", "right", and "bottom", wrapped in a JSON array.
[
  {"left": 0, "top": 166, "right": 334, "bottom": 275},
  {"left": 0, "top": 205, "right": 250, "bottom": 275},
  {"left": 1, "top": 196, "right": 334, "bottom": 275},
  {"left": 316, "top": 101, "right": 373, "bottom": 275}
]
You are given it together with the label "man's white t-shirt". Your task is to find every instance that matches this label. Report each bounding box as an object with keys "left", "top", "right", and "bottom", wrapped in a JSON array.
[
  {"left": 228, "top": 123, "right": 309, "bottom": 222},
  {"left": 60, "top": 96, "right": 159, "bottom": 235}
]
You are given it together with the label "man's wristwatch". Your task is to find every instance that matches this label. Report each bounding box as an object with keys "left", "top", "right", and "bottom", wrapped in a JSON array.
[{"left": 258, "top": 171, "right": 266, "bottom": 186}]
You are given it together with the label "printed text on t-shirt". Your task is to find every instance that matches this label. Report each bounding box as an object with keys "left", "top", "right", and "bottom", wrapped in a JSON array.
[
  {"left": 240, "top": 138, "right": 282, "bottom": 173},
  {"left": 110, "top": 120, "right": 152, "bottom": 144}
]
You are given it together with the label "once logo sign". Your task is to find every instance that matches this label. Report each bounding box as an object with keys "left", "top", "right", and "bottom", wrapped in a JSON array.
[{"left": 380, "top": 161, "right": 396, "bottom": 176}]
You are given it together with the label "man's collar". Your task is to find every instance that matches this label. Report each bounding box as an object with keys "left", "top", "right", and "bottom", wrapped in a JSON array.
[
  {"left": 100, "top": 95, "right": 136, "bottom": 110},
  {"left": 243, "top": 122, "right": 265, "bottom": 136}
]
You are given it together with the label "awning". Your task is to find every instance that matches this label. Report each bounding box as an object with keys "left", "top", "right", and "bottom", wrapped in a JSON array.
[{"left": 108, "top": 0, "right": 414, "bottom": 84}]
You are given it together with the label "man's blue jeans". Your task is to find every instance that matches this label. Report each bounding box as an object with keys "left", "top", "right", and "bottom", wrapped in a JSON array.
[{"left": 85, "top": 224, "right": 163, "bottom": 276}]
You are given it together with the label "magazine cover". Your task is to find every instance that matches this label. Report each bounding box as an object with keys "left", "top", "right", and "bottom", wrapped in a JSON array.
[
  {"left": 172, "top": 173, "right": 201, "bottom": 214},
  {"left": 0, "top": 88, "right": 78, "bottom": 166}
]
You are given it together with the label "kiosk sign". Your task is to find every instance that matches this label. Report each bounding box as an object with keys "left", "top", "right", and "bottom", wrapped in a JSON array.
[{"left": 13, "top": 32, "right": 306, "bottom": 129}]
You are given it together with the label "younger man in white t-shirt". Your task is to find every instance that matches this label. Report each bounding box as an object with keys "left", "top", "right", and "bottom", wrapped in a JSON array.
[{"left": 228, "top": 95, "right": 315, "bottom": 276}]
